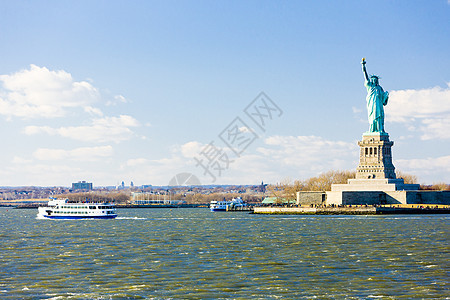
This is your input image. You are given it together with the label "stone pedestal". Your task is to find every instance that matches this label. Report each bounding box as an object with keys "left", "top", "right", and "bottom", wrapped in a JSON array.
[
  {"left": 356, "top": 133, "right": 396, "bottom": 179},
  {"left": 332, "top": 178, "right": 420, "bottom": 192},
  {"left": 326, "top": 132, "right": 420, "bottom": 205}
]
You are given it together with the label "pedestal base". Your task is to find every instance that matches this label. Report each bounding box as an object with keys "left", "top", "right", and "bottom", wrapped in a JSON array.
[
  {"left": 356, "top": 133, "right": 396, "bottom": 179},
  {"left": 331, "top": 178, "right": 420, "bottom": 192}
]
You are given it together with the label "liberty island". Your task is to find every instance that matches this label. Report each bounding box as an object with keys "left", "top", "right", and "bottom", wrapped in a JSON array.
[
  {"left": 256, "top": 58, "right": 449, "bottom": 212},
  {"left": 326, "top": 58, "right": 424, "bottom": 206}
]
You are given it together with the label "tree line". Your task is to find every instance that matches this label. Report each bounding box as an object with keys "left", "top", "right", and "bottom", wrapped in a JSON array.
[
  {"left": 266, "top": 170, "right": 449, "bottom": 202},
  {"left": 61, "top": 170, "right": 448, "bottom": 205}
]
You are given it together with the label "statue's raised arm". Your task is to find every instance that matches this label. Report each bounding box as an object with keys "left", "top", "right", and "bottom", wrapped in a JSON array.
[{"left": 361, "top": 57, "right": 369, "bottom": 81}]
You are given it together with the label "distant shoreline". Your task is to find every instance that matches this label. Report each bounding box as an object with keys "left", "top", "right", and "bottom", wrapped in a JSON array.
[{"left": 2, "top": 203, "right": 208, "bottom": 209}]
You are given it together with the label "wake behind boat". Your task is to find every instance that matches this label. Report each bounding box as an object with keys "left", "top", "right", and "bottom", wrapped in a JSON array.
[{"left": 37, "top": 197, "right": 117, "bottom": 219}]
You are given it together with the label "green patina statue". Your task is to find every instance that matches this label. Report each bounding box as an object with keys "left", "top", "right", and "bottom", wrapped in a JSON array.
[{"left": 361, "top": 58, "right": 389, "bottom": 134}]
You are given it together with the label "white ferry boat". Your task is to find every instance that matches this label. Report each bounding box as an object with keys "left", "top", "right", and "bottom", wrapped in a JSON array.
[
  {"left": 210, "top": 197, "right": 247, "bottom": 212},
  {"left": 37, "top": 197, "right": 117, "bottom": 219}
]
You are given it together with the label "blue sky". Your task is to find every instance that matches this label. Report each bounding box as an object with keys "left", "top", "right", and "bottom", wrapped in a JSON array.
[{"left": 1, "top": 0, "right": 449, "bottom": 186}]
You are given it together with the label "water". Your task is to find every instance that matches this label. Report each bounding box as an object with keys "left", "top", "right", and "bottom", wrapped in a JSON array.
[{"left": 0, "top": 207, "right": 448, "bottom": 299}]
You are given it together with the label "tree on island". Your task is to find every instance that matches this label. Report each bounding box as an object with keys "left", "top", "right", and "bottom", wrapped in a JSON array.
[
  {"left": 266, "top": 170, "right": 356, "bottom": 202},
  {"left": 267, "top": 169, "right": 425, "bottom": 198},
  {"left": 420, "top": 183, "right": 450, "bottom": 191},
  {"left": 396, "top": 171, "right": 418, "bottom": 185},
  {"left": 65, "top": 192, "right": 130, "bottom": 204}
]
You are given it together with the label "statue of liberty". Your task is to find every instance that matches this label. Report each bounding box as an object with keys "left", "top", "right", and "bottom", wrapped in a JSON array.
[{"left": 361, "top": 58, "right": 389, "bottom": 134}]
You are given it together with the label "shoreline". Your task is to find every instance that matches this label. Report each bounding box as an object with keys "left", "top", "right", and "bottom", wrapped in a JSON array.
[{"left": 253, "top": 205, "right": 450, "bottom": 215}]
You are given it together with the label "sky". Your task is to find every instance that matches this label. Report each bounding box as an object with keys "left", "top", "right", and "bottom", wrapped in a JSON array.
[{"left": 0, "top": 0, "right": 449, "bottom": 187}]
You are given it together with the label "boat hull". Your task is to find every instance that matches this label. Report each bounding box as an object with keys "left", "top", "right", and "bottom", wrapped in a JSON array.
[
  {"left": 40, "top": 214, "right": 117, "bottom": 219},
  {"left": 210, "top": 208, "right": 226, "bottom": 212}
]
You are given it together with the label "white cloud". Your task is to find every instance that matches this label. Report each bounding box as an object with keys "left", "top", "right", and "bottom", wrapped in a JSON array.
[
  {"left": 116, "top": 136, "right": 359, "bottom": 185},
  {"left": 420, "top": 118, "right": 450, "bottom": 140},
  {"left": 352, "top": 106, "right": 362, "bottom": 113},
  {"left": 24, "top": 115, "right": 140, "bottom": 143},
  {"left": 202, "top": 135, "right": 358, "bottom": 183},
  {"left": 396, "top": 155, "right": 450, "bottom": 183},
  {"left": 120, "top": 154, "right": 190, "bottom": 185},
  {"left": 238, "top": 126, "right": 253, "bottom": 133},
  {"left": 12, "top": 156, "right": 32, "bottom": 164},
  {"left": 180, "top": 141, "right": 205, "bottom": 158},
  {"left": 33, "top": 146, "right": 113, "bottom": 161},
  {"left": 125, "top": 158, "right": 150, "bottom": 167},
  {"left": 106, "top": 94, "right": 130, "bottom": 106},
  {"left": 0, "top": 65, "right": 100, "bottom": 119},
  {"left": 387, "top": 83, "right": 450, "bottom": 140},
  {"left": 84, "top": 106, "right": 104, "bottom": 116},
  {"left": 3, "top": 162, "right": 117, "bottom": 186},
  {"left": 115, "top": 95, "right": 129, "bottom": 103},
  {"left": 5, "top": 163, "right": 84, "bottom": 186},
  {"left": 259, "top": 135, "right": 356, "bottom": 167}
]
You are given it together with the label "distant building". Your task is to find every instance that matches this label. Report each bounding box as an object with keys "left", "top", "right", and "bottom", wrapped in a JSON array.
[
  {"left": 258, "top": 181, "right": 267, "bottom": 193},
  {"left": 131, "top": 192, "right": 185, "bottom": 205},
  {"left": 72, "top": 181, "right": 93, "bottom": 190}
]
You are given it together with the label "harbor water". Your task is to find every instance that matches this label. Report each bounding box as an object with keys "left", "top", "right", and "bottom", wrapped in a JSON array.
[{"left": 0, "top": 207, "right": 448, "bottom": 299}]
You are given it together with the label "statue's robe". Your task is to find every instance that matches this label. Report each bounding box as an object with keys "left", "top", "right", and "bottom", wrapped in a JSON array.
[{"left": 365, "top": 80, "right": 389, "bottom": 133}]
